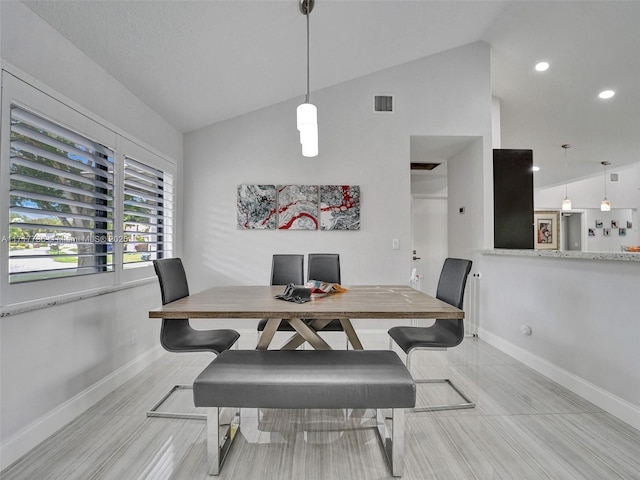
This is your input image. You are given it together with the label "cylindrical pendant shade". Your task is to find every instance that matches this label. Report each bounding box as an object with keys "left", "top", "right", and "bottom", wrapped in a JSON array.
[
  {"left": 297, "top": 103, "right": 317, "bottom": 130},
  {"left": 299, "top": 125, "right": 318, "bottom": 157},
  {"left": 297, "top": 102, "right": 318, "bottom": 157},
  {"left": 561, "top": 197, "right": 572, "bottom": 211},
  {"left": 301, "top": 138, "right": 318, "bottom": 157},
  {"left": 601, "top": 198, "right": 611, "bottom": 211}
]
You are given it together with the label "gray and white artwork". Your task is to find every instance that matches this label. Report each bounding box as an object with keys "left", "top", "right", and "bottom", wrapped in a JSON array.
[
  {"left": 277, "top": 185, "right": 319, "bottom": 230},
  {"left": 237, "top": 184, "right": 360, "bottom": 230},
  {"left": 320, "top": 185, "right": 360, "bottom": 230},
  {"left": 237, "top": 184, "right": 276, "bottom": 229}
]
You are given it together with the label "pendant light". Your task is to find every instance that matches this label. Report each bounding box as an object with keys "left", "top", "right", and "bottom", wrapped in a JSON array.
[
  {"left": 600, "top": 161, "right": 611, "bottom": 211},
  {"left": 297, "top": 0, "right": 318, "bottom": 157},
  {"left": 561, "top": 144, "right": 572, "bottom": 211}
]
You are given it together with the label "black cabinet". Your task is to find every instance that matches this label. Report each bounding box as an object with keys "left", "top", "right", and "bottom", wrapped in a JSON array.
[{"left": 493, "top": 149, "right": 534, "bottom": 249}]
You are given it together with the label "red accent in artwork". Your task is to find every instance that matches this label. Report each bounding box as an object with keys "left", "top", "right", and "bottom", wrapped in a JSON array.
[
  {"left": 279, "top": 212, "right": 319, "bottom": 230},
  {"left": 321, "top": 185, "right": 354, "bottom": 212}
]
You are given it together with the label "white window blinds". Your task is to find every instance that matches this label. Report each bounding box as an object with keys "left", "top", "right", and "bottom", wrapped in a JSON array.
[
  {"left": 9, "top": 105, "right": 115, "bottom": 283},
  {"left": 123, "top": 156, "right": 174, "bottom": 268}
]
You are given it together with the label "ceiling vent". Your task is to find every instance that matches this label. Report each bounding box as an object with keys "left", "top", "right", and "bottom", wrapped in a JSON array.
[
  {"left": 411, "top": 162, "right": 441, "bottom": 171},
  {"left": 373, "top": 95, "right": 394, "bottom": 113}
]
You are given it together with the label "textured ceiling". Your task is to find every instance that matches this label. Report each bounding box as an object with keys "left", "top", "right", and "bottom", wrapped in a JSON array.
[{"left": 21, "top": 0, "right": 640, "bottom": 188}]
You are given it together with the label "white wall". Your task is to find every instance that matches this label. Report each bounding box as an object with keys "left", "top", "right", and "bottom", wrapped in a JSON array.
[
  {"left": 183, "top": 42, "right": 492, "bottom": 330},
  {"left": 0, "top": 2, "right": 183, "bottom": 468},
  {"left": 448, "top": 138, "right": 485, "bottom": 258},
  {"left": 477, "top": 253, "right": 640, "bottom": 428}
]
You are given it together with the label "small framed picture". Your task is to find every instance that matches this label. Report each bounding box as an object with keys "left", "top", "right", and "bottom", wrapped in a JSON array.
[
  {"left": 611, "top": 220, "right": 618, "bottom": 228},
  {"left": 595, "top": 220, "right": 603, "bottom": 228},
  {"left": 619, "top": 228, "right": 627, "bottom": 236},
  {"left": 534, "top": 210, "right": 560, "bottom": 250},
  {"left": 603, "top": 228, "right": 611, "bottom": 237},
  {"left": 588, "top": 228, "right": 596, "bottom": 237},
  {"left": 627, "top": 221, "right": 633, "bottom": 229}
]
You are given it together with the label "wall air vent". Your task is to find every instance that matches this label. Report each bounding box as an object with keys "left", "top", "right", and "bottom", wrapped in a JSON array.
[
  {"left": 610, "top": 173, "right": 619, "bottom": 182},
  {"left": 373, "top": 94, "right": 394, "bottom": 113}
]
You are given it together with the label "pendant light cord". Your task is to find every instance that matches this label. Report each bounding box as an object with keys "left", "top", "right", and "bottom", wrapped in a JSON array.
[
  {"left": 564, "top": 149, "right": 568, "bottom": 197},
  {"left": 305, "top": 7, "right": 310, "bottom": 103},
  {"left": 562, "top": 143, "right": 571, "bottom": 198},
  {"left": 562, "top": 144, "right": 570, "bottom": 200}
]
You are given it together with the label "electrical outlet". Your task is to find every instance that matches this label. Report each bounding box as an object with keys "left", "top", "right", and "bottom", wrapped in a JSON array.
[
  {"left": 392, "top": 238, "right": 400, "bottom": 250},
  {"left": 130, "top": 329, "right": 137, "bottom": 345}
]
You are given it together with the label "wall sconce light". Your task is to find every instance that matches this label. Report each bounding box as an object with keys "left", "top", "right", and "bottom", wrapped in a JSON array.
[
  {"left": 297, "top": 0, "right": 318, "bottom": 157},
  {"left": 561, "top": 144, "right": 572, "bottom": 211},
  {"left": 601, "top": 161, "right": 611, "bottom": 211}
]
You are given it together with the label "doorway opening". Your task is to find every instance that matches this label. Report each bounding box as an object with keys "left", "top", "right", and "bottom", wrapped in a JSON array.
[
  {"left": 561, "top": 212, "right": 583, "bottom": 251},
  {"left": 409, "top": 135, "right": 477, "bottom": 296}
]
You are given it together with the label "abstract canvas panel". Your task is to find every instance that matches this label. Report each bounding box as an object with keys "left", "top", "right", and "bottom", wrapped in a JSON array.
[
  {"left": 277, "top": 185, "right": 319, "bottom": 230},
  {"left": 237, "top": 184, "right": 277, "bottom": 229},
  {"left": 320, "top": 185, "right": 360, "bottom": 230}
]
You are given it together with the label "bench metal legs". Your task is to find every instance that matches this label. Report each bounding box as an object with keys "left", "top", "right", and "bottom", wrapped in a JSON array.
[
  {"left": 206, "top": 407, "right": 241, "bottom": 475},
  {"left": 375, "top": 408, "right": 405, "bottom": 477},
  {"left": 204, "top": 407, "right": 406, "bottom": 477}
]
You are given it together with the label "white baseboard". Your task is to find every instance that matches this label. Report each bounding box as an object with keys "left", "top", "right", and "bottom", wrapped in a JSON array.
[
  {"left": 478, "top": 327, "right": 640, "bottom": 431},
  {"left": 0, "top": 346, "right": 165, "bottom": 471}
]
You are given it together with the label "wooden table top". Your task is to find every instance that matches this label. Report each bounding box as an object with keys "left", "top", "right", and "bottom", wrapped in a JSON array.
[{"left": 148, "top": 284, "right": 464, "bottom": 320}]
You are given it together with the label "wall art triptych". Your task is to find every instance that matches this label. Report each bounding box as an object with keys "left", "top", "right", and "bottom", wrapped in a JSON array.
[{"left": 237, "top": 184, "right": 360, "bottom": 231}]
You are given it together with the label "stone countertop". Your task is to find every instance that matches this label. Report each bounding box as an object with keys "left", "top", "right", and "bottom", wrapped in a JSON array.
[{"left": 482, "top": 249, "right": 640, "bottom": 262}]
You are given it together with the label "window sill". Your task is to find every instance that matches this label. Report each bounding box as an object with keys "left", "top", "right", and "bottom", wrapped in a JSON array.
[{"left": 0, "top": 276, "right": 157, "bottom": 317}]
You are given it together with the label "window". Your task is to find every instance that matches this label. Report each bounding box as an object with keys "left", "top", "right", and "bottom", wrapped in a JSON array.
[
  {"left": 123, "top": 156, "right": 174, "bottom": 268},
  {"left": 9, "top": 105, "right": 115, "bottom": 283},
  {"left": 1, "top": 73, "right": 176, "bottom": 299}
]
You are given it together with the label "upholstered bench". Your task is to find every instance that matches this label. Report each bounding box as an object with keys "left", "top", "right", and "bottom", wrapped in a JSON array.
[{"left": 193, "top": 349, "right": 416, "bottom": 477}]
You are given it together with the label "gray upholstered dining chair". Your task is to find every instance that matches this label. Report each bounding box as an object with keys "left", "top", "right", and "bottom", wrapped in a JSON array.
[
  {"left": 306, "top": 253, "right": 349, "bottom": 345},
  {"left": 388, "top": 257, "right": 474, "bottom": 412},
  {"left": 149, "top": 257, "right": 240, "bottom": 419},
  {"left": 256, "top": 254, "right": 305, "bottom": 335}
]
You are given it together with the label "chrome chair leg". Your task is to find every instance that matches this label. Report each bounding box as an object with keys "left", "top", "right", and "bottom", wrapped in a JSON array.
[
  {"left": 406, "top": 348, "right": 475, "bottom": 412},
  {"left": 147, "top": 384, "right": 206, "bottom": 420}
]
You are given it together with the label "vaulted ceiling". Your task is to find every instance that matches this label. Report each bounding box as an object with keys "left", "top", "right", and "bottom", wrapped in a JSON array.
[{"left": 21, "top": 1, "right": 640, "bottom": 188}]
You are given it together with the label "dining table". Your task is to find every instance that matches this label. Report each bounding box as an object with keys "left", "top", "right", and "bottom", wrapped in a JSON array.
[{"left": 148, "top": 284, "right": 464, "bottom": 350}]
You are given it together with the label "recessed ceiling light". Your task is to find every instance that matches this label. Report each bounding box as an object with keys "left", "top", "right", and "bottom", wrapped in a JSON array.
[
  {"left": 532, "top": 165, "right": 540, "bottom": 172},
  {"left": 534, "top": 62, "right": 550, "bottom": 72},
  {"left": 598, "top": 90, "right": 615, "bottom": 99}
]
